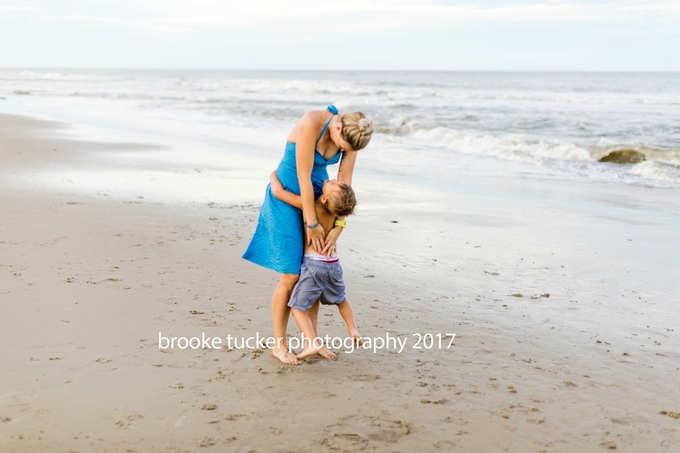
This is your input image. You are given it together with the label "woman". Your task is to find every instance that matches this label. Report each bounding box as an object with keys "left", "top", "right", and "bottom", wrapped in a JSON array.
[{"left": 243, "top": 105, "right": 373, "bottom": 364}]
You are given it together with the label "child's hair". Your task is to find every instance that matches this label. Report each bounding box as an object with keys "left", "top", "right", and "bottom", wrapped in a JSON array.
[{"left": 326, "top": 182, "right": 356, "bottom": 217}]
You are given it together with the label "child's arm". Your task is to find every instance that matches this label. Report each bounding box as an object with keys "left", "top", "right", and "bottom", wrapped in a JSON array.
[{"left": 270, "top": 171, "right": 302, "bottom": 209}]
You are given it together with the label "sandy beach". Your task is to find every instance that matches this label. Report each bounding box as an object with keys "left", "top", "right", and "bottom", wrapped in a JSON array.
[{"left": 2, "top": 112, "right": 680, "bottom": 453}]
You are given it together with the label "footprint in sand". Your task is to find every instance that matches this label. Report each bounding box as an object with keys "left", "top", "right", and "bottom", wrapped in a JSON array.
[
  {"left": 197, "top": 436, "right": 216, "bottom": 447},
  {"left": 422, "top": 398, "right": 449, "bottom": 405},
  {"left": 610, "top": 417, "right": 632, "bottom": 425},
  {"left": 321, "top": 433, "right": 368, "bottom": 451},
  {"left": 659, "top": 411, "right": 680, "bottom": 419},
  {"left": 348, "top": 374, "right": 380, "bottom": 382},
  {"left": 201, "top": 404, "right": 217, "bottom": 411},
  {"left": 526, "top": 418, "right": 546, "bottom": 424},
  {"left": 324, "top": 417, "right": 409, "bottom": 449},
  {"left": 363, "top": 418, "right": 409, "bottom": 443},
  {"left": 114, "top": 414, "right": 144, "bottom": 429},
  {"left": 208, "top": 371, "right": 226, "bottom": 382}
]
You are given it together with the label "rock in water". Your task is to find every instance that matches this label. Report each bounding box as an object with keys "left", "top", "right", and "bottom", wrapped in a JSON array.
[{"left": 599, "top": 150, "right": 646, "bottom": 164}]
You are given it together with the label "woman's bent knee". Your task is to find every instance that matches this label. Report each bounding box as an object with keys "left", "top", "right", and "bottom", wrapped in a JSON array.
[
  {"left": 280, "top": 273, "right": 300, "bottom": 283},
  {"left": 279, "top": 273, "right": 300, "bottom": 289}
]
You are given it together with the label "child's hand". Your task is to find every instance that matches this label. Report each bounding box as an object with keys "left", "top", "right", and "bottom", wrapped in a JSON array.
[
  {"left": 321, "top": 227, "right": 341, "bottom": 257},
  {"left": 269, "top": 171, "right": 283, "bottom": 196},
  {"left": 269, "top": 171, "right": 303, "bottom": 209}
]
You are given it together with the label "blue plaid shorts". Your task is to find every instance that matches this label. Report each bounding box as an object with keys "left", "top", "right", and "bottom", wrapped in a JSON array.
[{"left": 288, "top": 256, "right": 346, "bottom": 312}]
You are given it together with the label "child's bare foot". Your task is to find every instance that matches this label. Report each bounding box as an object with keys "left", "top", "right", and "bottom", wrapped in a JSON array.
[
  {"left": 296, "top": 344, "right": 322, "bottom": 360},
  {"left": 272, "top": 347, "right": 299, "bottom": 365},
  {"left": 349, "top": 328, "right": 363, "bottom": 346},
  {"left": 318, "top": 346, "right": 337, "bottom": 360}
]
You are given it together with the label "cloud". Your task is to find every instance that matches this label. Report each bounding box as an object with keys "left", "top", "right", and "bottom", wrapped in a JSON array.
[
  {"left": 1, "top": 0, "right": 678, "bottom": 69},
  {"left": 619, "top": 1, "right": 680, "bottom": 15},
  {"left": 5, "top": 0, "right": 680, "bottom": 38},
  {"left": 0, "top": 6, "right": 38, "bottom": 15}
]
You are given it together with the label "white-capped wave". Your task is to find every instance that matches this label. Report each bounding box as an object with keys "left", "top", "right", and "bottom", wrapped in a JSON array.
[
  {"left": 379, "top": 117, "right": 593, "bottom": 163},
  {"left": 11, "top": 70, "right": 130, "bottom": 83},
  {"left": 374, "top": 116, "right": 680, "bottom": 187},
  {"left": 630, "top": 161, "right": 680, "bottom": 183},
  {"left": 436, "top": 92, "right": 680, "bottom": 106}
]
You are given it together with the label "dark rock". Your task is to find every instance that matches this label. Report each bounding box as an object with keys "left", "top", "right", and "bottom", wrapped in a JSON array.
[{"left": 599, "top": 150, "right": 646, "bottom": 164}]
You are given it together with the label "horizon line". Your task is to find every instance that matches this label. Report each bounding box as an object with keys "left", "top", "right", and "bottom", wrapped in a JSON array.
[{"left": 1, "top": 67, "right": 680, "bottom": 73}]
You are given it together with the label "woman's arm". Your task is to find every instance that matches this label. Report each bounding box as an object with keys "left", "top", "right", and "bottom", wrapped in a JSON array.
[
  {"left": 321, "top": 150, "right": 357, "bottom": 256},
  {"left": 270, "top": 171, "right": 302, "bottom": 209},
  {"left": 295, "top": 115, "right": 325, "bottom": 252},
  {"left": 337, "top": 150, "right": 357, "bottom": 185}
]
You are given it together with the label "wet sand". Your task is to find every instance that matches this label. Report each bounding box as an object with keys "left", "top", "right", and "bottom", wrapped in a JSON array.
[{"left": 1, "top": 113, "right": 679, "bottom": 452}]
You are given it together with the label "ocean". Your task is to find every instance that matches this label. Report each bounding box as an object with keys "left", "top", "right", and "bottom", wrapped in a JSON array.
[{"left": 1, "top": 69, "right": 679, "bottom": 189}]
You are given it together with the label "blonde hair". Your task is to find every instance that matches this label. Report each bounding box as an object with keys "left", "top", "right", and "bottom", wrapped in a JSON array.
[{"left": 341, "top": 112, "right": 373, "bottom": 151}]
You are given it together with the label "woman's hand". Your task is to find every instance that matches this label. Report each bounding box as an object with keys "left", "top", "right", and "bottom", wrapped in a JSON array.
[
  {"left": 321, "top": 226, "right": 342, "bottom": 258},
  {"left": 306, "top": 224, "right": 325, "bottom": 253}
]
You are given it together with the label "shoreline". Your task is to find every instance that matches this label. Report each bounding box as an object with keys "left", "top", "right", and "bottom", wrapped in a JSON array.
[{"left": 1, "top": 111, "right": 679, "bottom": 452}]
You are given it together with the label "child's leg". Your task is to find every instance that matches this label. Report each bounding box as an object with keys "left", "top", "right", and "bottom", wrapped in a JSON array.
[
  {"left": 290, "top": 307, "right": 323, "bottom": 359},
  {"left": 337, "top": 298, "right": 362, "bottom": 344},
  {"left": 301, "top": 301, "right": 337, "bottom": 360},
  {"left": 307, "top": 300, "right": 320, "bottom": 336}
]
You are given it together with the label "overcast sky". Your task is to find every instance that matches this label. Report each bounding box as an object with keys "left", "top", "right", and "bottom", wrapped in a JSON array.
[{"left": 1, "top": 0, "right": 679, "bottom": 70}]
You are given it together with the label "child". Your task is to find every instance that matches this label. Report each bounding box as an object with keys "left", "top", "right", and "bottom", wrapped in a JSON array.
[{"left": 269, "top": 172, "right": 361, "bottom": 360}]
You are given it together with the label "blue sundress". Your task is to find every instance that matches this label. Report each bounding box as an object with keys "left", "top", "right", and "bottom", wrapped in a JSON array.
[{"left": 242, "top": 106, "right": 342, "bottom": 275}]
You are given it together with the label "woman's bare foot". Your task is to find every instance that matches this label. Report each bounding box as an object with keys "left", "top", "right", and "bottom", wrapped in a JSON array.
[
  {"left": 318, "top": 346, "right": 337, "bottom": 360},
  {"left": 296, "top": 345, "right": 322, "bottom": 360},
  {"left": 272, "top": 346, "right": 299, "bottom": 365},
  {"left": 349, "top": 328, "right": 363, "bottom": 346}
]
